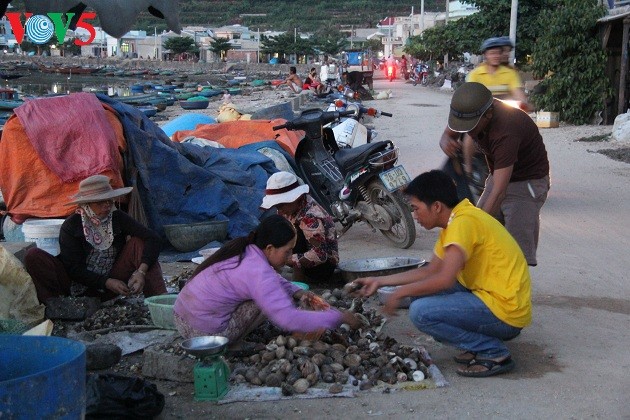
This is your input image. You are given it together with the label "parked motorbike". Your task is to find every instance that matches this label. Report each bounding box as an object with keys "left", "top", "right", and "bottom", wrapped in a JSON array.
[
  {"left": 325, "top": 98, "right": 392, "bottom": 148},
  {"left": 410, "top": 64, "right": 429, "bottom": 86},
  {"left": 273, "top": 109, "right": 416, "bottom": 249}
]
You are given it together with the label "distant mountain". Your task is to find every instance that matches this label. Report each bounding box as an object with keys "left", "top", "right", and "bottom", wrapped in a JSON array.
[
  {"left": 6, "top": 1, "right": 445, "bottom": 34},
  {"left": 145, "top": 0, "right": 445, "bottom": 32}
]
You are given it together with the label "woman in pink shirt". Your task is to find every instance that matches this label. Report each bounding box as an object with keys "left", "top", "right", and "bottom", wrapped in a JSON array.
[{"left": 174, "top": 215, "right": 359, "bottom": 353}]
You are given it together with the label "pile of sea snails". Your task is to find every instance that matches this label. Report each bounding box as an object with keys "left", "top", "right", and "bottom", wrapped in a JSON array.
[{"left": 227, "top": 284, "right": 431, "bottom": 394}]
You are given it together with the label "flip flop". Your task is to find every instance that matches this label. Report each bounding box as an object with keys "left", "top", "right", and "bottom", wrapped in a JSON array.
[
  {"left": 456, "top": 357, "right": 515, "bottom": 378},
  {"left": 453, "top": 351, "right": 477, "bottom": 364}
]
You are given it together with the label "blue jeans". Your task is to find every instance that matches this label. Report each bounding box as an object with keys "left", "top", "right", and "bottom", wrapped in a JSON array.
[{"left": 409, "top": 283, "right": 522, "bottom": 359}]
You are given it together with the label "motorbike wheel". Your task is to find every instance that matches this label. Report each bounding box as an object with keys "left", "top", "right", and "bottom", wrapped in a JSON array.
[
  {"left": 367, "top": 180, "right": 416, "bottom": 249},
  {"left": 412, "top": 78, "right": 417, "bottom": 87},
  {"left": 421, "top": 75, "right": 429, "bottom": 86}
]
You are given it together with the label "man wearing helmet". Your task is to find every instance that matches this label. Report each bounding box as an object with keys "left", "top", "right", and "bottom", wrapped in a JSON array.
[
  {"left": 440, "top": 82, "right": 550, "bottom": 266},
  {"left": 467, "top": 37, "right": 528, "bottom": 104}
]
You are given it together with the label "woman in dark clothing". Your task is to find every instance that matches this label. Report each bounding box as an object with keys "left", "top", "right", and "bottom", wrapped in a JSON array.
[{"left": 24, "top": 175, "right": 166, "bottom": 303}]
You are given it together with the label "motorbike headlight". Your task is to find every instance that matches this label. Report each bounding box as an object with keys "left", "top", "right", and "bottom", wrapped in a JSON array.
[{"left": 346, "top": 103, "right": 360, "bottom": 118}]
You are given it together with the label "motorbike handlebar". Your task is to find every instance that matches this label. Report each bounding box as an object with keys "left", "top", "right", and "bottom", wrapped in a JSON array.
[
  {"left": 272, "top": 123, "right": 288, "bottom": 131},
  {"left": 380, "top": 111, "right": 393, "bottom": 117}
]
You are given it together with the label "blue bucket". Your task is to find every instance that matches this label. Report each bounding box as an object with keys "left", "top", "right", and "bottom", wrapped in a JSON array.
[{"left": 0, "top": 336, "right": 86, "bottom": 419}]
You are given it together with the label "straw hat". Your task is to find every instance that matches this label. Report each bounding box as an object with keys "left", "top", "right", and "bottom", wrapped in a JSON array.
[
  {"left": 260, "top": 172, "right": 309, "bottom": 209},
  {"left": 69, "top": 175, "right": 132, "bottom": 204},
  {"left": 448, "top": 82, "right": 494, "bottom": 133}
]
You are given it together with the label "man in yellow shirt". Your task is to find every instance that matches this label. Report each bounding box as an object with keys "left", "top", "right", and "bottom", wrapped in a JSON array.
[
  {"left": 467, "top": 37, "right": 527, "bottom": 102},
  {"left": 356, "top": 170, "right": 531, "bottom": 377}
]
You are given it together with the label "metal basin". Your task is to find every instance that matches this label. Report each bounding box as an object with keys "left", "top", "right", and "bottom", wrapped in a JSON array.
[
  {"left": 180, "top": 336, "right": 229, "bottom": 358},
  {"left": 338, "top": 257, "right": 425, "bottom": 282}
]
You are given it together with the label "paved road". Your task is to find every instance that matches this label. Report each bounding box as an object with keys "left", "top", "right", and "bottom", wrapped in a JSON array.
[{"left": 163, "top": 75, "right": 630, "bottom": 419}]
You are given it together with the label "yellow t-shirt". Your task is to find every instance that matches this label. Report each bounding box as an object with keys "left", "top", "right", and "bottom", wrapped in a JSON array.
[
  {"left": 433, "top": 199, "right": 532, "bottom": 328},
  {"left": 466, "top": 63, "right": 522, "bottom": 98}
]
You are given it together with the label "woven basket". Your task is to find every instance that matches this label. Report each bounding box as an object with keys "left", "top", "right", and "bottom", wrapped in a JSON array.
[{"left": 144, "top": 295, "right": 178, "bottom": 330}]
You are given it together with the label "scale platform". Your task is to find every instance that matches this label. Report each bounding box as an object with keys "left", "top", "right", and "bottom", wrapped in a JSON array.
[{"left": 181, "top": 336, "right": 231, "bottom": 401}]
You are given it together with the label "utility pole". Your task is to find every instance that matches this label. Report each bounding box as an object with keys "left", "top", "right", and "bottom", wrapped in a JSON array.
[
  {"left": 444, "top": 0, "right": 449, "bottom": 66},
  {"left": 509, "top": 0, "right": 518, "bottom": 64},
  {"left": 351, "top": 25, "right": 353, "bottom": 49},
  {"left": 421, "top": 0, "right": 425, "bottom": 33},
  {"left": 257, "top": 28, "right": 260, "bottom": 64}
]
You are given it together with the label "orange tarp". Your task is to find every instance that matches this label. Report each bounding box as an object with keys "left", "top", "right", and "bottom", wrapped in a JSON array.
[
  {"left": 0, "top": 103, "right": 127, "bottom": 223},
  {"left": 171, "top": 119, "right": 302, "bottom": 156}
]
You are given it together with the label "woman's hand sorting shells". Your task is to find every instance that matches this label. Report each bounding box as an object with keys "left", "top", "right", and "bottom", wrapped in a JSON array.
[{"left": 353, "top": 277, "right": 380, "bottom": 297}]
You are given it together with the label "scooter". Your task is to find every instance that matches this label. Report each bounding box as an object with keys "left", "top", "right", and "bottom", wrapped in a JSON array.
[
  {"left": 386, "top": 65, "right": 395, "bottom": 82},
  {"left": 273, "top": 109, "right": 416, "bottom": 249},
  {"left": 410, "top": 64, "right": 429, "bottom": 86},
  {"left": 325, "top": 98, "right": 392, "bottom": 148}
]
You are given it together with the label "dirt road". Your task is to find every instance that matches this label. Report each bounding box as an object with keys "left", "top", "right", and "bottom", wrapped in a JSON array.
[{"left": 159, "top": 75, "right": 630, "bottom": 418}]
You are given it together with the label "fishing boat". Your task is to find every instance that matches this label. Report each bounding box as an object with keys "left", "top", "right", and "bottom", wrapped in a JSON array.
[
  {"left": 198, "top": 88, "right": 223, "bottom": 98},
  {"left": 0, "top": 89, "right": 23, "bottom": 110},
  {"left": 179, "top": 97, "right": 209, "bottom": 110},
  {"left": 136, "top": 105, "right": 158, "bottom": 117},
  {"left": 111, "top": 92, "right": 160, "bottom": 105},
  {"left": 0, "top": 72, "right": 26, "bottom": 80},
  {"left": 37, "top": 63, "right": 102, "bottom": 74}
]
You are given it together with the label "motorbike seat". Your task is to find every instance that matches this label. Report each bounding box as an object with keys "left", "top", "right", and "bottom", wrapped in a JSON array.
[{"left": 334, "top": 141, "right": 390, "bottom": 172}]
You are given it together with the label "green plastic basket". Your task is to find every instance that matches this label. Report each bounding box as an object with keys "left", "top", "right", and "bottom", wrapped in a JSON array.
[
  {"left": 0, "top": 319, "right": 29, "bottom": 335},
  {"left": 144, "top": 295, "right": 178, "bottom": 330}
]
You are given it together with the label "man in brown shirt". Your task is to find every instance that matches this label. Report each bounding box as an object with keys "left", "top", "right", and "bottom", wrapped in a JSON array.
[{"left": 440, "top": 82, "right": 550, "bottom": 266}]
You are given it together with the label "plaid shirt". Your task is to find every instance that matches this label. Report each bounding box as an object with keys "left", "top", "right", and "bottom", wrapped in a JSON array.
[{"left": 286, "top": 196, "right": 339, "bottom": 269}]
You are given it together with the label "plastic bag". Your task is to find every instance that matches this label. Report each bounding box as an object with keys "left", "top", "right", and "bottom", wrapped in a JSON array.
[
  {"left": 85, "top": 373, "right": 165, "bottom": 419},
  {"left": 0, "top": 245, "right": 45, "bottom": 325}
]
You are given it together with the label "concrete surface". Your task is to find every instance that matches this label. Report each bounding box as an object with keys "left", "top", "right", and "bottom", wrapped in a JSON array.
[{"left": 157, "top": 75, "right": 629, "bottom": 418}]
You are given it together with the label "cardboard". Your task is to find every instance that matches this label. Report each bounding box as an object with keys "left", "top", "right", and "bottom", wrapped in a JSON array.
[{"left": 536, "top": 111, "right": 559, "bottom": 128}]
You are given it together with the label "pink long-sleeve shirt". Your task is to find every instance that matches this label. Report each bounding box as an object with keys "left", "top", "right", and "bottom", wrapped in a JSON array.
[{"left": 173, "top": 245, "right": 342, "bottom": 334}]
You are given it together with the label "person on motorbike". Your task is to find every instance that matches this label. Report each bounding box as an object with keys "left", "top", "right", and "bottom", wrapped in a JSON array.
[
  {"left": 439, "top": 82, "right": 550, "bottom": 266},
  {"left": 466, "top": 37, "right": 529, "bottom": 105},
  {"left": 385, "top": 55, "right": 396, "bottom": 79},
  {"left": 400, "top": 54, "right": 409, "bottom": 80},
  {"left": 261, "top": 171, "right": 339, "bottom": 283}
]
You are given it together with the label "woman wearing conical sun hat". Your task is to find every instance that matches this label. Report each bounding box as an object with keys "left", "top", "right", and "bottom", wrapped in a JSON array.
[{"left": 24, "top": 175, "right": 167, "bottom": 303}]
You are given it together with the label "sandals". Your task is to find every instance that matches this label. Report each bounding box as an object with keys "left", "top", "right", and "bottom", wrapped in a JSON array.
[
  {"left": 453, "top": 351, "right": 477, "bottom": 364},
  {"left": 456, "top": 356, "right": 515, "bottom": 378}
]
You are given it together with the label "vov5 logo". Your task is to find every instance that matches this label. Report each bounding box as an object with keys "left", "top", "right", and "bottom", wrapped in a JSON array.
[{"left": 5, "top": 12, "right": 97, "bottom": 46}]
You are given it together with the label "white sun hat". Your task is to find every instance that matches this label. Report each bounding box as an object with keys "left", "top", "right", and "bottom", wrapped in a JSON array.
[{"left": 260, "top": 171, "right": 309, "bottom": 209}]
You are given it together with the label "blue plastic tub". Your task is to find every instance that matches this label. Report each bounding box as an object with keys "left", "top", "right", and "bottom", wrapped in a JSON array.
[
  {"left": 0, "top": 336, "right": 86, "bottom": 419},
  {"left": 160, "top": 113, "right": 216, "bottom": 137}
]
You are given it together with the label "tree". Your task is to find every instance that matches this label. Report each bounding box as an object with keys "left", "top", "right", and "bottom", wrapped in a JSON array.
[
  {"left": 530, "top": 0, "right": 608, "bottom": 124},
  {"left": 163, "top": 36, "right": 198, "bottom": 55},
  {"left": 209, "top": 37, "right": 232, "bottom": 61},
  {"left": 405, "top": 0, "right": 553, "bottom": 62},
  {"left": 312, "top": 31, "right": 347, "bottom": 56},
  {"left": 261, "top": 32, "right": 314, "bottom": 60}
]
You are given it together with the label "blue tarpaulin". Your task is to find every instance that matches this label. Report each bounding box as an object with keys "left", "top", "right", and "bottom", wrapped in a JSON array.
[{"left": 97, "top": 95, "right": 281, "bottom": 241}]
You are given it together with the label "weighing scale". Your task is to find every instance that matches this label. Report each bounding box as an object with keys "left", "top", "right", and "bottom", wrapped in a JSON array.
[{"left": 181, "top": 336, "right": 231, "bottom": 401}]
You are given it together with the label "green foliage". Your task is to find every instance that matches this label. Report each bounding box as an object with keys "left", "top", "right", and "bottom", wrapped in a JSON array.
[
  {"left": 209, "top": 37, "right": 232, "bottom": 58},
  {"left": 406, "top": 0, "right": 553, "bottom": 62},
  {"left": 530, "top": 0, "right": 607, "bottom": 124},
  {"left": 130, "top": 1, "right": 444, "bottom": 32},
  {"left": 261, "top": 32, "right": 315, "bottom": 57},
  {"left": 163, "top": 36, "right": 198, "bottom": 54}
]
